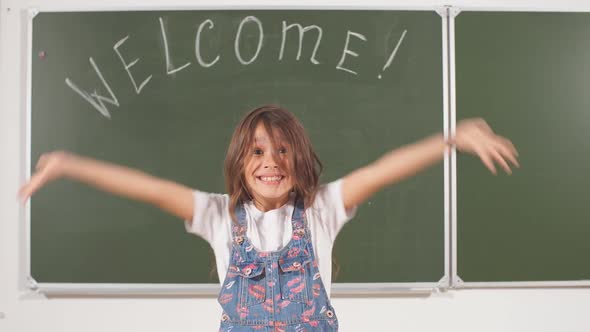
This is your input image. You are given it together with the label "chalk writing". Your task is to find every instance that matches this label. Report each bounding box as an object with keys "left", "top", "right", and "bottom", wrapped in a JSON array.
[
  {"left": 113, "top": 35, "right": 152, "bottom": 93},
  {"left": 195, "top": 19, "right": 220, "bottom": 67},
  {"left": 336, "top": 31, "right": 367, "bottom": 76},
  {"left": 159, "top": 17, "right": 192, "bottom": 75},
  {"left": 65, "top": 15, "right": 407, "bottom": 118},
  {"left": 279, "top": 21, "right": 323, "bottom": 64},
  {"left": 65, "top": 57, "right": 119, "bottom": 118},
  {"left": 235, "top": 16, "right": 264, "bottom": 65}
]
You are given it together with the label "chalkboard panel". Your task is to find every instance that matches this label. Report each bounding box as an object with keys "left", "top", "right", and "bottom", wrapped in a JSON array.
[
  {"left": 455, "top": 11, "right": 590, "bottom": 285},
  {"left": 30, "top": 10, "right": 445, "bottom": 288}
]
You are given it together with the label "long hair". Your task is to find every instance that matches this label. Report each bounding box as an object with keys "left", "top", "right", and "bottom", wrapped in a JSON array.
[{"left": 224, "top": 105, "right": 323, "bottom": 222}]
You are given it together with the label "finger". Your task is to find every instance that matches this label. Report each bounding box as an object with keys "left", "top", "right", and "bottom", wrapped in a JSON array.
[
  {"left": 498, "top": 136, "right": 519, "bottom": 157},
  {"left": 18, "top": 184, "right": 29, "bottom": 202},
  {"left": 36, "top": 154, "right": 49, "bottom": 171},
  {"left": 18, "top": 183, "right": 33, "bottom": 203},
  {"left": 19, "top": 173, "right": 47, "bottom": 201},
  {"left": 476, "top": 131, "right": 519, "bottom": 170},
  {"left": 487, "top": 145, "right": 512, "bottom": 174},
  {"left": 492, "top": 139, "right": 520, "bottom": 168},
  {"left": 474, "top": 145, "right": 497, "bottom": 175}
]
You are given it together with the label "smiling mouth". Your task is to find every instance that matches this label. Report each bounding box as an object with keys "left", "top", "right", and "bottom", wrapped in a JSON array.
[{"left": 257, "top": 175, "right": 285, "bottom": 184}]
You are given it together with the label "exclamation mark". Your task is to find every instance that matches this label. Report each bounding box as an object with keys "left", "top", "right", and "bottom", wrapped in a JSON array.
[{"left": 378, "top": 29, "right": 407, "bottom": 79}]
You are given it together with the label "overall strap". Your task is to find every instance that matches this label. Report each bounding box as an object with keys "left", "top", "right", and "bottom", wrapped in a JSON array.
[
  {"left": 231, "top": 201, "right": 248, "bottom": 245},
  {"left": 291, "top": 195, "right": 306, "bottom": 231},
  {"left": 289, "top": 195, "right": 309, "bottom": 253}
]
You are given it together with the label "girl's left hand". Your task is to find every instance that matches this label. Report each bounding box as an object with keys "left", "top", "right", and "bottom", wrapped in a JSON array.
[{"left": 451, "top": 118, "right": 520, "bottom": 175}]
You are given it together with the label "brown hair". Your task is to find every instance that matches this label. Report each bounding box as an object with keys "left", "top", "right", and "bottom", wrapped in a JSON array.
[{"left": 224, "top": 105, "right": 323, "bottom": 222}]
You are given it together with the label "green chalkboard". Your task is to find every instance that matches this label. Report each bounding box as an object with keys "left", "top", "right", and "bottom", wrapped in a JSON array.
[
  {"left": 30, "top": 10, "right": 445, "bottom": 287},
  {"left": 456, "top": 11, "right": 590, "bottom": 284}
]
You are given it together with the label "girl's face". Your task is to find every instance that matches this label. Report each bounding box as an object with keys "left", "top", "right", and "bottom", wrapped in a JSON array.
[{"left": 243, "top": 123, "right": 294, "bottom": 211}]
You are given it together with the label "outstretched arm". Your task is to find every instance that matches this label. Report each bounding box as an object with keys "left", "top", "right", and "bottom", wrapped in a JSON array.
[
  {"left": 341, "top": 119, "right": 519, "bottom": 211},
  {"left": 18, "top": 151, "right": 194, "bottom": 221}
]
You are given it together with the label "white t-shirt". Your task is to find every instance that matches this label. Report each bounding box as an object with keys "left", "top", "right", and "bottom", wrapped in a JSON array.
[{"left": 184, "top": 179, "right": 356, "bottom": 298}]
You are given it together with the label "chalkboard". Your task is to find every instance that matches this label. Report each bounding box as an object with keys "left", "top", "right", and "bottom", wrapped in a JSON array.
[
  {"left": 29, "top": 9, "right": 446, "bottom": 291},
  {"left": 455, "top": 11, "right": 590, "bottom": 286}
]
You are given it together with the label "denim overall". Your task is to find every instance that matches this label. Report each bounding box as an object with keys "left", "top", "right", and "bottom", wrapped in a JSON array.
[{"left": 218, "top": 197, "right": 339, "bottom": 331}]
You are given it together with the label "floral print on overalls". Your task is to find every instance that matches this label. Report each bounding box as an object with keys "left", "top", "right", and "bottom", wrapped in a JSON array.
[{"left": 217, "top": 196, "right": 338, "bottom": 332}]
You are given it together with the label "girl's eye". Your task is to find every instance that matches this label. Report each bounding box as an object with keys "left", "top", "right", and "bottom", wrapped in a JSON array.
[
  {"left": 253, "top": 148, "right": 263, "bottom": 155},
  {"left": 278, "top": 148, "right": 287, "bottom": 154}
]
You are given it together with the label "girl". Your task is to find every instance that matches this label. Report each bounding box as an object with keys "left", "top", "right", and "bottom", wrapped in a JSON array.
[{"left": 19, "top": 105, "right": 518, "bottom": 331}]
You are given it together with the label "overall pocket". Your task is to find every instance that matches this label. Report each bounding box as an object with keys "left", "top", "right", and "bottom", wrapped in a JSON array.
[
  {"left": 278, "top": 255, "right": 312, "bottom": 303},
  {"left": 236, "top": 262, "right": 266, "bottom": 308}
]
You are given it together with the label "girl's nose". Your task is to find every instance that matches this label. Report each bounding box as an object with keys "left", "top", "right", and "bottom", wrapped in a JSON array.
[{"left": 263, "top": 154, "right": 279, "bottom": 169}]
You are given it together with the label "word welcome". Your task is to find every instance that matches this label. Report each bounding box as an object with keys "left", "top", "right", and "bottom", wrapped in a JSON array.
[{"left": 65, "top": 16, "right": 408, "bottom": 118}]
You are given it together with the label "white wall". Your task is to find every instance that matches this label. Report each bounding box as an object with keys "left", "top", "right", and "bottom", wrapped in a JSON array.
[{"left": 2, "top": 0, "right": 590, "bottom": 331}]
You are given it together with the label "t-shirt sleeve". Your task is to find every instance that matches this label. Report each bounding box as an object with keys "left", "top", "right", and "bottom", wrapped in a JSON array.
[
  {"left": 184, "top": 190, "right": 230, "bottom": 246},
  {"left": 311, "top": 179, "right": 358, "bottom": 242}
]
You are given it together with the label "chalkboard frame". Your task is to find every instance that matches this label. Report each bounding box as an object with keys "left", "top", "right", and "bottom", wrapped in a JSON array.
[
  {"left": 450, "top": 7, "right": 590, "bottom": 289},
  {"left": 24, "top": 5, "right": 452, "bottom": 295}
]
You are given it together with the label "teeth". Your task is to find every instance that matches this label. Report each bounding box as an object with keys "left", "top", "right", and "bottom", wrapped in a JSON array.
[{"left": 260, "top": 176, "right": 282, "bottom": 182}]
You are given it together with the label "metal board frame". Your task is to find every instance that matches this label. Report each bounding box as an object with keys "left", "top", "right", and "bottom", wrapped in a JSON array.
[
  {"left": 24, "top": 4, "right": 451, "bottom": 295},
  {"left": 449, "top": 6, "right": 590, "bottom": 289}
]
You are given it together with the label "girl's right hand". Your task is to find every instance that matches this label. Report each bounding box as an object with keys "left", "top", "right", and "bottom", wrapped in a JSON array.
[
  {"left": 18, "top": 151, "right": 194, "bottom": 220},
  {"left": 19, "top": 151, "right": 74, "bottom": 202}
]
